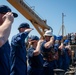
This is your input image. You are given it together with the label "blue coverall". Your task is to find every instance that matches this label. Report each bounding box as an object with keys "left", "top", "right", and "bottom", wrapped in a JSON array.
[
  {"left": 27, "top": 47, "right": 43, "bottom": 75},
  {"left": 10, "top": 32, "right": 29, "bottom": 75},
  {"left": 41, "top": 41, "right": 56, "bottom": 75},
  {"left": 0, "top": 41, "right": 11, "bottom": 75}
]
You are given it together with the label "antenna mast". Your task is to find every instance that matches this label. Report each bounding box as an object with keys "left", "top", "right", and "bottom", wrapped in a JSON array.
[
  {"left": 58, "top": 13, "right": 66, "bottom": 36},
  {"left": 62, "top": 13, "right": 65, "bottom": 36}
]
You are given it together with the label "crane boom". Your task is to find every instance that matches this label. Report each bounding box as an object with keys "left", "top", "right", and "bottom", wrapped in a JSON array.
[{"left": 7, "top": 0, "right": 53, "bottom": 37}]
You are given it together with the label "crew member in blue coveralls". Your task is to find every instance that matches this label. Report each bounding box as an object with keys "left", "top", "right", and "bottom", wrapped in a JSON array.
[
  {"left": 53, "top": 35, "right": 59, "bottom": 69},
  {"left": 41, "top": 30, "right": 57, "bottom": 75},
  {"left": 55, "top": 35, "right": 63, "bottom": 69},
  {"left": 27, "top": 35, "right": 44, "bottom": 75},
  {"left": 62, "top": 39, "right": 71, "bottom": 71},
  {"left": 57, "top": 39, "right": 71, "bottom": 71},
  {"left": 10, "top": 23, "right": 33, "bottom": 75},
  {"left": 0, "top": 5, "right": 18, "bottom": 75}
]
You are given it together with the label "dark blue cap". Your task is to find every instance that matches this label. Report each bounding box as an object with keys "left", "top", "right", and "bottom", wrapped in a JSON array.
[
  {"left": 18, "top": 23, "right": 30, "bottom": 30},
  {"left": 0, "top": 5, "right": 18, "bottom": 18},
  {"left": 63, "top": 39, "right": 70, "bottom": 45},
  {"left": 30, "top": 35, "right": 39, "bottom": 41},
  {"left": 56, "top": 35, "right": 63, "bottom": 40}
]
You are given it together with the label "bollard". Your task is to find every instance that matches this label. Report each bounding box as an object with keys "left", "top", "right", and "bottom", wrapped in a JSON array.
[
  {"left": 65, "top": 70, "right": 75, "bottom": 75},
  {"left": 65, "top": 65, "right": 76, "bottom": 75},
  {"left": 53, "top": 69, "right": 65, "bottom": 75}
]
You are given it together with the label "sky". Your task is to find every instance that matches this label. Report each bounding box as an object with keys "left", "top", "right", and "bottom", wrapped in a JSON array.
[{"left": 0, "top": 0, "right": 76, "bottom": 42}]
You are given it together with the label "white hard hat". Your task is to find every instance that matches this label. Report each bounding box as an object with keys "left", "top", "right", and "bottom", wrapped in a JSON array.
[{"left": 44, "top": 30, "right": 53, "bottom": 36}]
